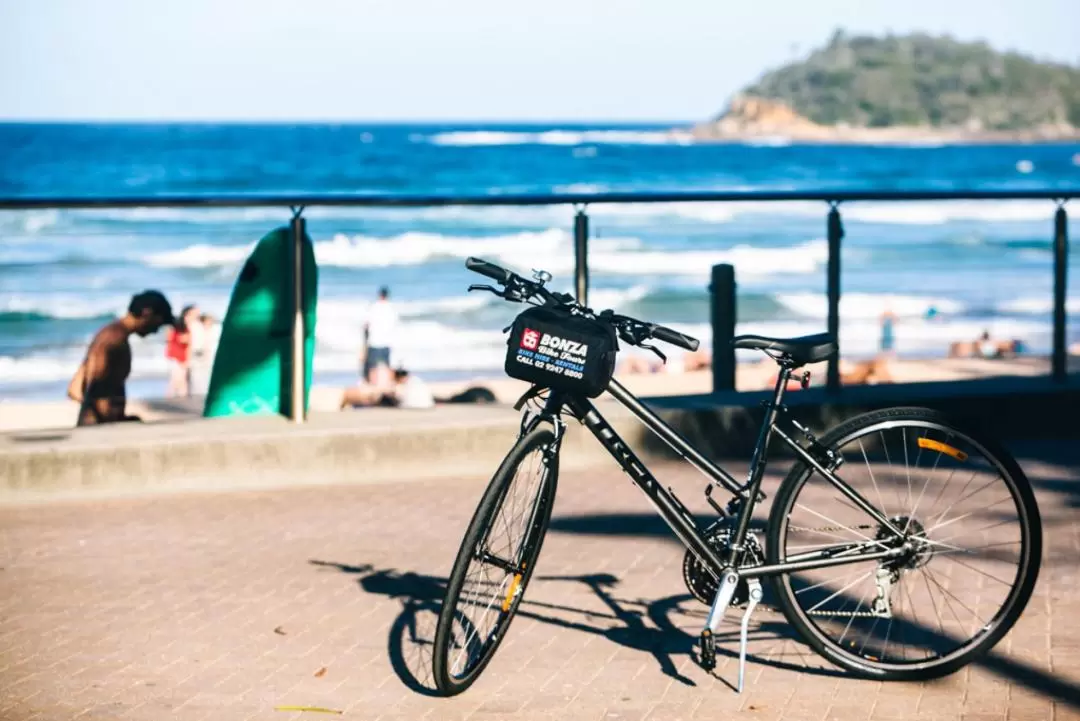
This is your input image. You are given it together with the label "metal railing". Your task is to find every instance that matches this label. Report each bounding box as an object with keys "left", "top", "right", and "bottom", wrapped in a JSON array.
[{"left": 2, "top": 188, "right": 1076, "bottom": 423}]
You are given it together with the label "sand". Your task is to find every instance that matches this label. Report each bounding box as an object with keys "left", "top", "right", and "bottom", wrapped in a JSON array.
[{"left": 0, "top": 354, "right": 1067, "bottom": 434}]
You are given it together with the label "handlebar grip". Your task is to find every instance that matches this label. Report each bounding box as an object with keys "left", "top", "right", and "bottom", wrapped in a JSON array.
[
  {"left": 651, "top": 325, "right": 700, "bottom": 352},
  {"left": 465, "top": 257, "right": 511, "bottom": 283}
]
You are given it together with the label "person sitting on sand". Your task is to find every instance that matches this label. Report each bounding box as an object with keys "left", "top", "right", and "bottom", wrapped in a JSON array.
[
  {"left": 341, "top": 367, "right": 435, "bottom": 410},
  {"left": 764, "top": 356, "right": 893, "bottom": 390},
  {"left": 948, "top": 330, "right": 1025, "bottom": 360},
  {"left": 67, "top": 290, "right": 176, "bottom": 426},
  {"left": 437, "top": 386, "right": 498, "bottom": 404},
  {"left": 841, "top": 356, "right": 894, "bottom": 385}
]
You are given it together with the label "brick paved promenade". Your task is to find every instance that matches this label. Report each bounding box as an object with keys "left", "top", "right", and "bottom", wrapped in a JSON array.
[{"left": 1, "top": 439, "right": 1078, "bottom": 721}]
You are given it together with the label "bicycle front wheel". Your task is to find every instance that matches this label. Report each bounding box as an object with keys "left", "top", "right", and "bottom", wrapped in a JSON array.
[
  {"left": 432, "top": 425, "right": 560, "bottom": 696},
  {"left": 766, "top": 407, "right": 1041, "bottom": 681}
]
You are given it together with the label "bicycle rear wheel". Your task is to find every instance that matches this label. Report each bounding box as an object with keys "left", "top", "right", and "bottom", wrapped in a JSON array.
[
  {"left": 766, "top": 407, "right": 1041, "bottom": 681},
  {"left": 432, "top": 425, "right": 560, "bottom": 696}
]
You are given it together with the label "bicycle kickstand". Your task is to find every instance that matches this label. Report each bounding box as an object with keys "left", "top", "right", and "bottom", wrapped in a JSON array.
[
  {"left": 698, "top": 568, "right": 763, "bottom": 694},
  {"left": 737, "top": 578, "right": 763, "bottom": 693}
]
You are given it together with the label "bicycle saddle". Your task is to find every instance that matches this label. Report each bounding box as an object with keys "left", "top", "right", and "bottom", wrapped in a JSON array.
[{"left": 732, "top": 332, "right": 837, "bottom": 366}]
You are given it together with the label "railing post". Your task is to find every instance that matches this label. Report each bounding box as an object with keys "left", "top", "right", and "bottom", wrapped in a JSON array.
[
  {"left": 826, "top": 202, "right": 843, "bottom": 393},
  {"left": 290, "top": 210, "right": 307, "bottom": 423},
  {"left": 710, "top": 263, "right": 737, "bottom": 392},
  {"left": 574, "top": 207, "right": 589, "bottom": 306},
  {"left": 1053, "top": 202, "right": 1069, "bottom": 383}
]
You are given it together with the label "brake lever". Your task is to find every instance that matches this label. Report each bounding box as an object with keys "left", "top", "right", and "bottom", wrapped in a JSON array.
[
  {"left": 468, "top": 283, "right": 504, "bottom": 297},
  {"left": 640, "top": 342, "right": 668, "bottom": 364}
]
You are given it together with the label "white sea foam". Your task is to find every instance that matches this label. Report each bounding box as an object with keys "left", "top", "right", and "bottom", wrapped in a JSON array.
[
  {"left": 0, "top": 353, "right": 89, "bottom": 384},
  {"left": 377, "top": 198, "right": 1061, "bottom": 227},
  {"left": 841, "top": 200, "right": 1058, "bottom": 225},
  {"left": 422, "top": 129, "right": 695, "bottom": 147},
  {"left": 777, "top": 293, "right": 966, "bottom": 320},
  {"left": 13, "top": 196, "right": 1062, "bottom": 241},
  {"left": 144, "top": 243, "right": 255, "bottom": 269},
  {"left": 996, "top": 296, "right": 1080, "bottom": 315},
  {"left": 142, "top": 230, "right": 828, "bottom": 279},
  {"left": 583, "top": 240, "right": 828, "bottom": 278},
  {"left": 0, "top": 294, "right": 128, "bottom": 319},
  {"left": 0, "top": 311, "right": 1059, "bottom": 389}
]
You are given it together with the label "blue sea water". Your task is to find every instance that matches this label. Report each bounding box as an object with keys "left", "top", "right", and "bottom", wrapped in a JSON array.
[{"left": 1, "top": 122, "right": 1079, "bottom": 401}]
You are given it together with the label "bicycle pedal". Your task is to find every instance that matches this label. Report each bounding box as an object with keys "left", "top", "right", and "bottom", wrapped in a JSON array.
[
  {"left": 698, "top": 629, "right": 716, "bottom": 672},
  {"left": 697, "top": 568, "right": 738, "bottom": 677}
]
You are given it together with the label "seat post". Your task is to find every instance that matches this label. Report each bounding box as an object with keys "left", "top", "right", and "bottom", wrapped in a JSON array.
[
  {"left": 725, "top": 360, "right": 794, "bottom": 563},
  {"left": 771, "top": 363, "right": 794, "bottom": 407}
]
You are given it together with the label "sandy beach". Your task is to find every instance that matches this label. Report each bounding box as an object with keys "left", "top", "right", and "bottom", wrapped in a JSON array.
[{"left": 1, "top": 354, "right": 1069, "bottom": 434}]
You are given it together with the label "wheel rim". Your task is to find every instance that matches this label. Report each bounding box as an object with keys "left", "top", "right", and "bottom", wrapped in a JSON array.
[
  {"left": 776, "top": 419, "right": 1036, "bottom": 671},
  {"left": 444, "top": 444, "right": 552, "bottom": 683}
]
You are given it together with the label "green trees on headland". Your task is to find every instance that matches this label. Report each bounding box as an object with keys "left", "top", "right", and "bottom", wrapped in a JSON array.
[{"left": 729, "top": 30, "right": 1080, "bottom": 132}]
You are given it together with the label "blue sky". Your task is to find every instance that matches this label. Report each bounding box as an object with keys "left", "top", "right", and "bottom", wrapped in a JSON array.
[{"left": 1, "top": 0, "right": 1077, "bottom": 122}]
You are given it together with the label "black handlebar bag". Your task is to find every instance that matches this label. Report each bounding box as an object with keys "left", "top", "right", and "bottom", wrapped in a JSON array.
[{"left": 504, "top": 306, "right": 618, "bottom": 398}]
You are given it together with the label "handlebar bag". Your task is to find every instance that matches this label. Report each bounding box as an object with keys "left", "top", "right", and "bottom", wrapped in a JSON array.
[{"left": 504, "top": 306, "right": 618, "bottom": 398}]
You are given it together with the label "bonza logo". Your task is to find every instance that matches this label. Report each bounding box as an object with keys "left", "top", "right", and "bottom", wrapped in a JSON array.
[
  {"left": 520, "top": 328, "right": 541, "bottom": 350},
  {"left": 540, "top": 333, "right": 588, "bottom": 357}
]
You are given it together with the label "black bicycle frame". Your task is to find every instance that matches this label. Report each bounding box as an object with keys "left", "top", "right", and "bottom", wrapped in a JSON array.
[{"left": 542, "top": 366, "right": 908, "bottom": 583}]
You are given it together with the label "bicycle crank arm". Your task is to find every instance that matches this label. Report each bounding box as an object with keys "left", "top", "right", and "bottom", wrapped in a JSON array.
[{"left": 698, "top": 567, "right": 740, "bottom": 674}]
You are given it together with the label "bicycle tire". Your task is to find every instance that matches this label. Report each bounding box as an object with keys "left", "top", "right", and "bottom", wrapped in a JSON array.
[
  {"left": 765, "top": 406, "right": 1042, "bottom": 681},
  {"left": 432, "top": 425, "right": 560, "bottom": 696}
]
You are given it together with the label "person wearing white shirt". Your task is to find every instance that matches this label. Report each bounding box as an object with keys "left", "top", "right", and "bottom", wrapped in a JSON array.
[
  {"left": 188, "top": 313, "right": 220, "bottom": 396},
  {"left": 338, "top": 367, "right": 434, "bottom": 410},
  {"left": 363, "top": 286, "right": 399, "bottom": 387},
  {"left": 391, "top": 368, "right": 435, "bottom": 409}
]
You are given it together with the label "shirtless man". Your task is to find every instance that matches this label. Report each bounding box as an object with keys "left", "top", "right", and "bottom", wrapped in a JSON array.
[{"left": 67, "top": 290, "right": 175, "bottom": 426}]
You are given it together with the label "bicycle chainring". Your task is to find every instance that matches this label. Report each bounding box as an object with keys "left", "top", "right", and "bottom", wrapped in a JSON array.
[{"left": 681, "top": 521, "right": 764, "bottom": 606}]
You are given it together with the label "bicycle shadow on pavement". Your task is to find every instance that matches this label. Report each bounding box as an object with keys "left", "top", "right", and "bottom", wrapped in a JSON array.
[
  {"left": 308, "top": 559, "right": 842, "bottom": 697},
  {"left": 543, "top": 510, "right": 1080, "bottom": 712},
  {"left": 309, "top": 560, "right": 444, "bottom": 697}
]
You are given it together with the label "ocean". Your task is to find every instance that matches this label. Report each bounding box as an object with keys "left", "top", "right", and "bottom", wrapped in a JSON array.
[{"left": 1, "top": 122, "right": 1078, "bottom": 401}]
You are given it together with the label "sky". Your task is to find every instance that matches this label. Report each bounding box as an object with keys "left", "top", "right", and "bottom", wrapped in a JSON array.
[{"left": 1, "top": 0, "right": 1078, "bottom": 122}]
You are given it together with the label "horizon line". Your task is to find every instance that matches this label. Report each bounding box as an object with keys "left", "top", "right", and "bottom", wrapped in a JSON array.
[{"left": 0, "top": 117, "right": 702, "bottom": 126}]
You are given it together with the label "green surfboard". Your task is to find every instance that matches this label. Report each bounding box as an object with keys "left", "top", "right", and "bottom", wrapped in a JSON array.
[{"left": 203, "top": 226, "right": 318, "bottom": 418}]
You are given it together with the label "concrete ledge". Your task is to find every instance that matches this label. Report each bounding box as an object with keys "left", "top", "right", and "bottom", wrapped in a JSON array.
[
  {"left": 3, "top": 374, "right": 1078, "bottom": 503},
  {"left": 641, "top": 374, "right": 1080, "bottom": 460},
  {"left": 0, "top": 402, "right": 648, "bottom": 503}
]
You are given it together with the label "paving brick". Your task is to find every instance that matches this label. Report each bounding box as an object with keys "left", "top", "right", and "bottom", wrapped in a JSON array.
[{"left": 0, "top": 439, "right": 1077, "bottom": 720}]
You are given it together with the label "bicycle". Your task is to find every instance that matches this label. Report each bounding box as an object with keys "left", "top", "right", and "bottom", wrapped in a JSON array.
[{"left": 432, "top": 257, "right": 1042, "bottom": 696}]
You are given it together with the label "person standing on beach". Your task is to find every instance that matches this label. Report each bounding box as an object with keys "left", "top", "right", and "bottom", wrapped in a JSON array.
[
  {"left": 165, "top": 304, "right": 198, "bottom": 398},
  {"left": 188, "top": 313, "right": 220, "bottom": 395},
  {"left": 67, "top": 290, "right": 175, "bottom": 426},
  {"left": 362, "top": 286, "right": 399, "bottom": 388},
  {"left": 880, "top": 306, "right": 897, "bottom": 358}
]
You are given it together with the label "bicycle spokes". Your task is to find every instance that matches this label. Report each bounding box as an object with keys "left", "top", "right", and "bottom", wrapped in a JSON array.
[
  {"left": 777, "top": 422, "right": 1027, "bottom": 666},
  {"left": 445, "top": 448, "right": 550, "bottom": 681}
]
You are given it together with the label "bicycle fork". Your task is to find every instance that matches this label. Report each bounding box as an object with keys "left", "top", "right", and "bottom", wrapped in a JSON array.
[{"left": 698, "top": 568, "right": 763, "bottom": 693}]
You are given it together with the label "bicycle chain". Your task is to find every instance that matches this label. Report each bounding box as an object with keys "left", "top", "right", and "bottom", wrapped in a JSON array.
[
  {"left": 749, "top": 523, "right": 886, "bottom": 619},
  {"left": 786, "top": 523, "right": 875, "bottom": 534},
  {"left": 751, "top": 606, "right": 882, "bottom": 618}
]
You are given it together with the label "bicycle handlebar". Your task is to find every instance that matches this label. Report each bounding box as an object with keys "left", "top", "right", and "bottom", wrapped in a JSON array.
[
  {"left": 464, "top": 257, "right": 512, "bottom": 284},
  {"left": 465, "top": 256, "right": 701, "bottom": 353},
  {"left": 650, "top": 324, "right": 701, "bottom": 352}
]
